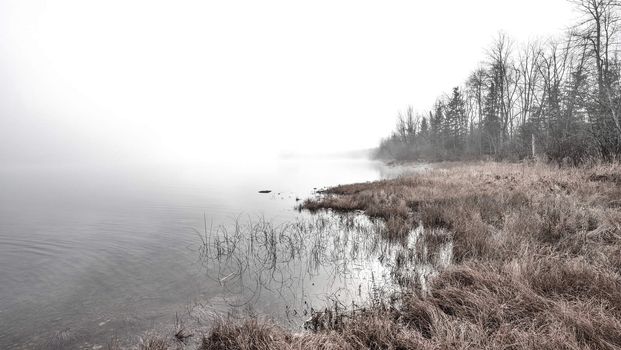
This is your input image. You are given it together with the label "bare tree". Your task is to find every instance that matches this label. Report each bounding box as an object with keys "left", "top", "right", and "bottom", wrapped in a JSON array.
[
  {"left": 466, "top": 67, "right": 488, "bottom": 155},
  {"left": 571, "top": 0, "right": 621, "bottom": 156},
  {"left": 487, "top": 33, "right": 520, "bottom": 148},
  {"left": 516, "top": 41, "right": 543, "bottom": 127}
]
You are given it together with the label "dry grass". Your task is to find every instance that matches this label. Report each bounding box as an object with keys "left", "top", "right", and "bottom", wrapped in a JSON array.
[{"left": 198, "top": 161, "right": 621, "bottom": 349}]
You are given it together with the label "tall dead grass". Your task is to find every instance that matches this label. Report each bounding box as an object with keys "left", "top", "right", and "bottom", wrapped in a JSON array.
[{"left": 201, "top": 161, "right": 621, "bottom": 349}]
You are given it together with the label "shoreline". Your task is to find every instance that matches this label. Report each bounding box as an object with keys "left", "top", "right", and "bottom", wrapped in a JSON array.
[
  {"left": 200, "top": 161, "right": 621, "bottom": 349},
  {"left": 97, "top": 160, "right": 621, "bottom": 349}
]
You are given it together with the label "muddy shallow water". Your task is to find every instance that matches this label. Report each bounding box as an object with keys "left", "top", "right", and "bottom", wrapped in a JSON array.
[{"left": 0, "top": 158, "right": 430, "bottom": 349}]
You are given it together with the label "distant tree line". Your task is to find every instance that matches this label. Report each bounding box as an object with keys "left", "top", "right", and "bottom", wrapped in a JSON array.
[{"left": 375, "top": 0, "right": 621, "bottom": 164}]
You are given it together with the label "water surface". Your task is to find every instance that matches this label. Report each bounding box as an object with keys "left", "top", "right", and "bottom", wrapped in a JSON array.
[{"left": 0, "top": 157, "right": 409, "bottom": 349}]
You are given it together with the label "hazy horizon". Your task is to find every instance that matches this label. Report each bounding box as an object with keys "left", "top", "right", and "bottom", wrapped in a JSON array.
[{"left": 1, "top": 0, "right": 576, "bottom": 165}]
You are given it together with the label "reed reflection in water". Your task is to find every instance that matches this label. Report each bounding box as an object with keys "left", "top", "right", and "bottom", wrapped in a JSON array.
[{"left": 193, "top": 212, "right": 453, "bottom": 328}]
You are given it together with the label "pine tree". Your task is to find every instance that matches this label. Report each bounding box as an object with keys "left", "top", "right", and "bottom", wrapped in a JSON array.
[
  {"left": 430, "top": 102, "right": 445, "bottom": 157},
  {"left": 420, "top": 116, "right": 429, "bottom": 138},
  {"left": 482, "top": 81, "right": 501, "bottom": 155},
  {"left": 445, "top": 87, "right": 468, "bottom": 153}
]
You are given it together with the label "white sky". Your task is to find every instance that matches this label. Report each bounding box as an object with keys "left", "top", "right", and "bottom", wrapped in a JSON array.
[{"left": 0, "top": 0, "right": 577, "bottom": 163}]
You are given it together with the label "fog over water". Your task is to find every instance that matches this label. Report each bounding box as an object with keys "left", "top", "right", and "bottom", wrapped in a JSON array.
[
  {"left": 0, "top": 0, "right": 576, "bottom": 165},
  {"left": 1, "top": 158, "right": 408, "bottom": 348}
]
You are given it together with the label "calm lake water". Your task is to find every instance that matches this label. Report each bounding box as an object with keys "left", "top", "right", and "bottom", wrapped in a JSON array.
[{"left": 0, "top": 157, "right": 418, "bottom": 349}]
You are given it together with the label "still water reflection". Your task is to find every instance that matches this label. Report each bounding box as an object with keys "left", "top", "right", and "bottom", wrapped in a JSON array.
[{"left": 0, "top": 158, "right": 423, "bottom": 349}]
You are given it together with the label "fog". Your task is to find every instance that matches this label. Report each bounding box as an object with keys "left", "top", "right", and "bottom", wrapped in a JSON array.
[{"left": 1, "top": 0, "right": 575, "bottom": 165}]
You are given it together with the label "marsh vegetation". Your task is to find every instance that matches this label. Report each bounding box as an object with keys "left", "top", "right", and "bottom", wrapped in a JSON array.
[
  {"left": 126, "top": 207, "right": 453, "bottom": 349},
  {"left": 195, "top": 161, "right": 621, "bottom": 350}
]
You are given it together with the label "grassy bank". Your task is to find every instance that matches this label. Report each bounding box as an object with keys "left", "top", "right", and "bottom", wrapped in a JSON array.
[{"left": 196, "top": 161, "right": 621, "bottom": 350}]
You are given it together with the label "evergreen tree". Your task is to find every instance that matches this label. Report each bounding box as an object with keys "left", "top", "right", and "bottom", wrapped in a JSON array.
[
  {"left": 430, "top": 102, "right": 445, "bottom": 157},
  {"left": 420, "top": 116, "right": 429, "bottom": 138},
  {"left": 482, "top": 81, "right": 501, "bottom": 155},
  {"left": 445, "top": 87, "right": 468, "bottom": 153}
]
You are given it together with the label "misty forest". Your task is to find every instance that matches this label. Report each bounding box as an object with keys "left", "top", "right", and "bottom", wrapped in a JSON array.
[
  {"left": 4, "top": 1, "right": 621, "bottom": 350},
  {"left": 377, "top": 0, "right": 621, "bottom": 164}
]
